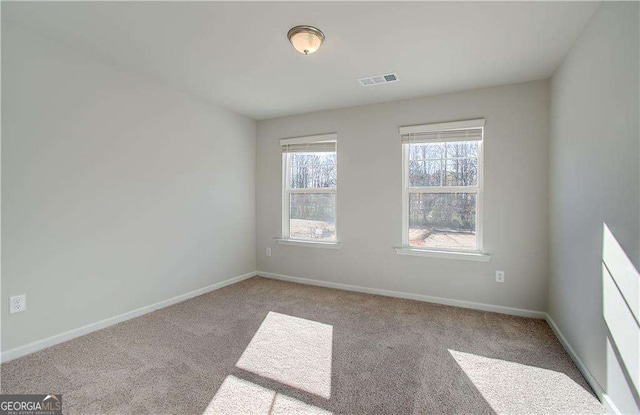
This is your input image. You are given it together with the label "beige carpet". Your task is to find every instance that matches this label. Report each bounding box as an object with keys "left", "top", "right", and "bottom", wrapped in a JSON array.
[{"left": 1, "top": 276, "right": 604, "bottom": 414}]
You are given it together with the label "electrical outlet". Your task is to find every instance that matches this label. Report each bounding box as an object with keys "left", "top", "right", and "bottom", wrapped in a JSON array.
[
  {"left": 495, "top": 271, "right": 505, "bottom": 283},
  {"left": 10, "top": 294, "right": 26, "bottom": 314},
  {"left": 266, "top": 247, "right": 272, "bottom": 257}
]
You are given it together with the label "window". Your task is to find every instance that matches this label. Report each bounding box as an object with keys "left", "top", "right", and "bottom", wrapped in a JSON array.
[
  {"left": 281, "top": 134, "right": 337, "bottom": 243},
  {"left": 400, "top": 119, "right": 484, "bottom": 253}
]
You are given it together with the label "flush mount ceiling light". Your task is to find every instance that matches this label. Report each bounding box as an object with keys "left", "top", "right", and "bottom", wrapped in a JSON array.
[{"left": 287, "top": 25, "right": 325, "bottom": 55}]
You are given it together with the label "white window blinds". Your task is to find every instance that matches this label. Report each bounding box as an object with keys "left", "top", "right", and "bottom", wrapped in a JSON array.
[
  {"left": 281, "top": 133, "right": 337, "bottom": 153},
  {"left": 399, "top": 119, "right": 485, "bottom": 144}
]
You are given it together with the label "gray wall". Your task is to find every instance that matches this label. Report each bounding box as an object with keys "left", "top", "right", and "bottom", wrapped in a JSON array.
[
  {"left": 548, "top": 2, "right": 640, "bottom": 413},
  {"left": 257, "top": 80, "right": 550, "bottom": 312},
  {"left": 1, "top": 22, "right": 256, "bottom": 352}
]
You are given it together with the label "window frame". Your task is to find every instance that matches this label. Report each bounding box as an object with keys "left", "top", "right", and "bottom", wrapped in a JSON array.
[
  {"left": 400, "top": 120, "right": 485, "bottom": 254},
  {"left": 280, "top": 133, "right": 338, "bottom": 244}
]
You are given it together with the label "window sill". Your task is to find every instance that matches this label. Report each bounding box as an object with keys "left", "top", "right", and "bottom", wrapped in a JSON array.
[
  {"left": 276, "top": 239, "right": 343, "bottom": 249},
  {"left": 395, "top": 247, "right": 491, "bottom": 262}
]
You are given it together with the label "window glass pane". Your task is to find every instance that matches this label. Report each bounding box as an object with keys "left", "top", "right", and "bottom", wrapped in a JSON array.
[
  {"left": 408, "top": 193, "right": 476, "bottom": 250},
  {"left": 290, "top": 152, "right": 336, "bottom": 188},
  {"left": 444, "top": 158, "right": 478, "bottom": 186},
  {"left": 408, "top": 141, "right": 478, "bottom": 188},
  {"left": 290, "top": 193, "right": 336, "bottom": 241},
  {"left": 409, "top": 160, "right": 441, "bottom": 187}
]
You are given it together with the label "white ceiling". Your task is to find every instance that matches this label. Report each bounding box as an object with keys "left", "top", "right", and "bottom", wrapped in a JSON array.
[{"left": 4, "top": 1, "right": 599, "bottom": 120}]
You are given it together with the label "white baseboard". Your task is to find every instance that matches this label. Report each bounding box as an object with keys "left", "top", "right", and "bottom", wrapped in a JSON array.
[
  {"left": 545, "top": 314, "right": 621, "bottom": 415},
  {"left": 257, "top": 271, "right": 546, "bottom": 319},
  {"left": 0, "top": 271, "right": 257, "bottom": 363}
]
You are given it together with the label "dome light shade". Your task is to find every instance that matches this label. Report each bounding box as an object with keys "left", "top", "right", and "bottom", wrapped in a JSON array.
[{"left": 287, "top": 26, "right": 325, "bottom": 55}]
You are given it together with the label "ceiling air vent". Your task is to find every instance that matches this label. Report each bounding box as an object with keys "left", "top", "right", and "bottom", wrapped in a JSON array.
[{"left": 358, "top": 73, "right": 399, "bottom": 87}]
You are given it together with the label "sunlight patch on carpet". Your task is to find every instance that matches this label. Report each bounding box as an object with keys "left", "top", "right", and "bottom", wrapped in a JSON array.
[
  {"left": 203, "top": 375, "right": 331, "bottom": 415},
  {"left": 449, "top": 350, "right": 603, "bottom": 414},
  {"left": 236, "top": 311, "right": 333, "bottom": 399}
]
